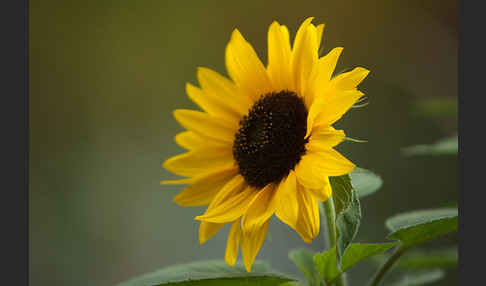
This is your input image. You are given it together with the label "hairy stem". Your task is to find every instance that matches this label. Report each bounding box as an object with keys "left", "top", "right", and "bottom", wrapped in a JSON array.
[
  {"left": 322, "top": 199, "right": 347, "bottom": 286},
  {"left": 323, "top": 199, "right": 337, "bottom": 248},
  {"left": 367, "top": 245, "right": 406, "bottom": 286}
]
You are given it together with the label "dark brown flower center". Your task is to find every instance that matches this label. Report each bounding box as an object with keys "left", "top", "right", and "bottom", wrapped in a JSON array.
[{"left": 233, "top": 90, "right": 308, "bottom": 188}]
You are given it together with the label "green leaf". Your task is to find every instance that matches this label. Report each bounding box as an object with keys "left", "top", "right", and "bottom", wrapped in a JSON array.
[
  {"left": 329, "top": 174, "right": 363, "bottom": 264},
  {"left": 329, "top": 174, "right": 353, "bottom": 215},
  {"left": 313, "top": 243, "right": 397, "bottom": 284},
  {"left": 313, "top": 248, "right": 337, "bottom": 285},
  {"left": 134, "top": 277, "right": 296, "bottom": 286},
  {"left": 279, "top": 282, "right": 303, "bottom": 286},
  {"left": 116, "top": 260, "right": 294, "bottom": 286},
  {"left": 349, "top": 167, "right": 383, "bottom": 198},
  {"left": 288, "top": 249, "right": 321, "bottom": 286},
  {"left": 386, "top": 208, "right": 458, "bottom": 248},
  {"left": 341, "top": 243, "right": 398, "bottom": 272},
  {"left": 371, "top": 247, "right": 458, "bottom": 272},
  {"left": 389, "top": 269, "right": 445, "bottom": 286},
  {"left": 336, "top": 188, "right": 362, "bottom": 263},
  {"left": 397, "top": 247, "right": 458, "bottom": 270},
  {"left": 401, "top": 135, "right": 458, "bottom": 156},
  {"left": 385, "top": 208, "right": 458, "bottom": 232}
]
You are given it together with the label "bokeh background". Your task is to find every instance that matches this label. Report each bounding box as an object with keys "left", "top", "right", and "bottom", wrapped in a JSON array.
[{"left": 30, "top": 1, "right": 458, "bottom": 285}]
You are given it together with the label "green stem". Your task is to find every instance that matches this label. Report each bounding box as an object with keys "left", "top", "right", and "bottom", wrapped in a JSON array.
[
  {"left": 323, "top": 199, "right": 337, "bottom": 249},
  {"left": 367, "top": 245, "right": 406, "bottom": 286},
  {"left": 322, "top": 199, "right": 347, "bottom": 286}
]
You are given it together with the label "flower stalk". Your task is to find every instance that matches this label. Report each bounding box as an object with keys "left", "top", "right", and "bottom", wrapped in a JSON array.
[
  {"left": 367, "top": 245, "right": 406, "bottom": 286},
  {"left": 323, "top": 199, "right": 337, "bottom": 249},
  {"left": 322, "top": 199, "right": 347, "bottom": 286}
]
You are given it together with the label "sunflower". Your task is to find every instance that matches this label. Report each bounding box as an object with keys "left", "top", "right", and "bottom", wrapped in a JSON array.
[{"left": 162, "top": 17, "right": 369, "bottom": 272}]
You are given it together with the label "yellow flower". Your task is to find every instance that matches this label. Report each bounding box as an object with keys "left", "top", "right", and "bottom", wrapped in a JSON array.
[{"left": 162, "top": 17, "right": 369, "bottom": 272}]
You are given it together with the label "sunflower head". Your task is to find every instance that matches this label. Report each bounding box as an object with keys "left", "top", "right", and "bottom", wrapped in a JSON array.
[
  {"left": 233, "top": 90, "right": 308, "bottom": 188},
  {"left": 162, "top": 17, "right": 369, "bottom": 272}
]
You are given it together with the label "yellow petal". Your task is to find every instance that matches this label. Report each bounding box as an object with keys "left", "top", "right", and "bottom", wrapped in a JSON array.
[
  {"left": 280, "top": 25, "right": 290, "bottom": 47},
  {"left": 292, "top": 23, "right": 318, "bottom": 98},
  {"left": 160, "top": 177, "right": 192, "bottom": 185},
  {"left": 315, "top": 149, "right": 356, "bottom": 176},
  {"left": 275, "top": 171, "right": 299, "bottom": 230},
  {"left": 295, "top": 184, "right": 320, "bottom": 242},
  {"left": 315, "top": 90, "right": 364, "bottom": 128},
  {"left": 305, "top": 89, "right": 364, "bottom": 137},
  {"left": 225, "top": 29, "right": 272, "bottom": 101},
  {"left": 315, "top": 24, "right": 325, "bottom": 51},
  {"left": 175, "top": 131, "right": 227, "bottom": 151},
  {"left": 196, "top": 67, "right": 253, "bottom": 115},
  {"left": 306, "top": 126, "right": 346, "bottom": 151},
  {"left": 267, "top": 21, "right": 292, "bottom": 91},
  {"left": 162, "top": 147, "right": 234, "bottom": 177},
  {"left": 173, "top": 109, "right": 237, "bottom": 144},
  {"left": 199, "top": 221, "right": 225, "bottom": 244},
  {"left": 169, "top": 167, "right": 239, "bottom": 207},
  {"left": 225, "top": 218, "right": 242, "bottom": 267},
  {"left": 294, "top": 150, "right": 355, "bottom": 190},
  {"left": 195, "top": 181, "right": 257, "bottom": 224},
  {"left": 292, "top": 17, "right": 314, "bottom": 51},
  {"left": 186, "top": 83, "right": 241, "bottom": 124},
  {"left": 206, "top": 174, "right": 247, "bottom": 210},
  {"left": 240, "top": 218, "right": 270, "bottom": 272},
  {"left": 318, "top": 47, "right": 344, "bottom": 83},
  {"left": 305, "top": 47, "right": 343, "bottom": 105},
  {"left": 304, "top": 176, "right": 332, "bottom": 202},
  {"left": 242, "top": 184, "right": 279, "bottom": 233},
  {"left": 330, "top": 67, "right": 370, "bottom": 90}
]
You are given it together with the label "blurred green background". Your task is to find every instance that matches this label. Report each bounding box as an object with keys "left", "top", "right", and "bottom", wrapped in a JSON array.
[{"left": 30, "top": 0, "right": 457, "bottom": 285}]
